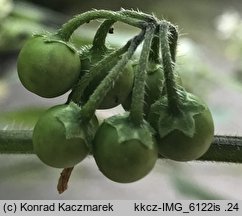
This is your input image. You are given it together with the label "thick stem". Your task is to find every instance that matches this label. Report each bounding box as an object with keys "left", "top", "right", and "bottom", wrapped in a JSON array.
[
  {"left": 198, "top": 135, "right": 242, "bottom": 163},
  {"left": 0, "top": 130, "right": 33, "bottom": 154},
  {"left": 130, "top": 24, "right": 156, "bottom": 125},
  {"left": 92, "top": 19, "right": 115, "bottom": 51},
  {"left": 68, "top": 42, "right": 131, "bottom": 105},
  {"left": 80, "top": 30, "right": 145, "bottom": 121},
  {"left": 57, "top": 10, "right": 145, "bottom": 41},
  {"left": 160, "top": 22, "right": 181, "bottom": 114},
  {"left": 158, "top": 135, "right": 242, "bottom": 163},
  {"left": 1, "top": 131, "right": 242, "bottom": 163}
]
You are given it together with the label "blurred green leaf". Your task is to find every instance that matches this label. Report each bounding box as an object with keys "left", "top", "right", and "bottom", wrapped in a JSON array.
[
  {"left": 0, "top": 107, "right": 47, "bottom": 129},
  {"left": 171, "top": 174, "right": 226, "bottom": 200}
]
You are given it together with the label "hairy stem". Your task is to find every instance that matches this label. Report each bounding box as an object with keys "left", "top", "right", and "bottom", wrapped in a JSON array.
[
  {"left": 120, "top": 9, "right": 158, "bottom": 23},
  {"left": 168, "top": 23, "right": 178, "bottom": 63},
  {"left": 160, "top": 22, "right": 181, "bottom": 114},
  {"left": 149, "top": 26, "right": 161, "bottom": 64},
  {"left": 130, "top": 24, "right": 156, "bottom": 125},
  {"left": 92, "top": 19, "right": 115, "bottom": 51},
  {"left": 57, "top": 10, "right": 146, "bottom": 41},
  {"left": 1, "top": 130, "right": 242, "bottom": 163},
  {"left": 68, "top": 41, "right": 131, "bottom": 105},
  {"left": 79, "top": 30, "right": 145, "bottom": 121}
]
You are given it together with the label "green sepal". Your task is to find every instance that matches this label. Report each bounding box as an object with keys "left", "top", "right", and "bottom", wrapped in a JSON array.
[
  {"left": 55, "top": 102, "right": 98, "bottom": 151},
  {"left": 105, "top": 112, "right": 155, "bottom": 149},
  {"left": 150, "top": 90, "right": 206, "bottom": 138},
  {"left": 82, "top": 115, "right": 99, "bottom": 150},
  {"left": 55, "top": 102, "right": 86, "bottom": 140},
  {"left": 32, "top": 33, "right": 78, "bottom": 53}
]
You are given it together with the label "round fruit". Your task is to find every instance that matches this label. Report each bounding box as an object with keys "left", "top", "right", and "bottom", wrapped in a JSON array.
[
  {"left": 80, "top": 48, "right": 134, "bottom": 109},
  {"left": 148, "top": 94, "right": 214, "bottom": 161},
  {"left": 158, "top": 108, "right": 214, "bottom": 161},
  {"left": 93, "top": 114, "right": 158, "bottom": 183},
  {"left": 33, "top": 104, "right": 97, "bottom": 168},
  {"left": 17, "top": 35, "right": 80, "bottom": 98}
]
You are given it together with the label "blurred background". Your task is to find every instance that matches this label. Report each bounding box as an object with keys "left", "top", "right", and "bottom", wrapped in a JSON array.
[{"left": 1, "top": 0, "right": 242, "bottom": 199}]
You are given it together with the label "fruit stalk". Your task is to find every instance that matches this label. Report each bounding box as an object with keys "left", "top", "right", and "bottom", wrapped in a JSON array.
[
  {"left": 168, "top": 23, "right": 178, "bottom": 63},
  {"left": 79, "top": 30, "right": 145, "bottom": 121},
  {"left": 120, "top": 9, "right": 158, "bottom": 23},
  {"left": 149, "top": 26, "right": 161, "bottom": 64},
  {"left": 160, "top": 22, "right": 181, "bottom": 114},
  {"left": 130, "top": 24, "right": 156, "bottom": 125},
  {"left": 57, "top": 10, "right": 146, "bottom": 41},
  {"left": 67, "top": 41, "right": 131, "bottom": 104},
  {"left": 92, "top": 19, "right": 115, "bottom": 51}
]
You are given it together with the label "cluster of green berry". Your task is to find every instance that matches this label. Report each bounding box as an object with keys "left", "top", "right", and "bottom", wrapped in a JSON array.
[{"left": 16, "top": 9, "right": 214, "bottom": 184}]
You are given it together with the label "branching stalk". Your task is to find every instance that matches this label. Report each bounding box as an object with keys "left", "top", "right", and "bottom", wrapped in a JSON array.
[
  {"left": 68, "top": 42, "right": 131, "bottom": 105},
  {"left": 79, "top": 30, "right": 145, "bottom": 121},
  {"left": 92, "top": 19, "right": 115, "bottom": 51},
  {"left": 57, "top": 10, "right": 146, "bottom": 41},
  {"left": 120, "top": 9, "right": 158, "bottom": 23}
]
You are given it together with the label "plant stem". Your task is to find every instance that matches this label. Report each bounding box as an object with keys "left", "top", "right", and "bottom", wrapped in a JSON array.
[
  {"left": 1, "top": 130, "right": 242, "bottom": 163},
  {"left": 168, "top": 23, "right": 178, "bottom": 63},
  {"left": 149, "top": 26, "right": 160, "bottom": 64},
  {"left": 66, "top": 20, "right": 116, "bottom": 105},
  {"left": 68, "top": 42, "right": 131, "bottom": 105},
  {"left": 80, "top": 30, "right": 145, "bottom": 121},
  {"left": 120, "top": 9, "right": 158, "bottom": 23},
  {"left": 0, "top": 130, "right": 33, "bottom": 154},
  {"left": 92, "top": 19, "right": 115, "bottom": 51},
  {"left": 148, "top": 23, "right": 178, "bottom": 65},
  {"left": 57, "top": 10, "right": 146, "bottom": 41},
  {"left": 198, "top": 135, "right": 242, "bottom": 163},
  {"left": 158, "top": 135, "right": 242, "bottom": 163},
  {"left": 130, "top": 24, "right": 156, "bottom": 125},
  {"left": 160, "top": 22, "right": 181, "bottom": 114}
]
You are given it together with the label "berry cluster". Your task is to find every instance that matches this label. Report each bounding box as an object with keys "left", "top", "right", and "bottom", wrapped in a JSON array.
[{"left": 17, "top": 9, "right": 214, "bottom": 188}]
